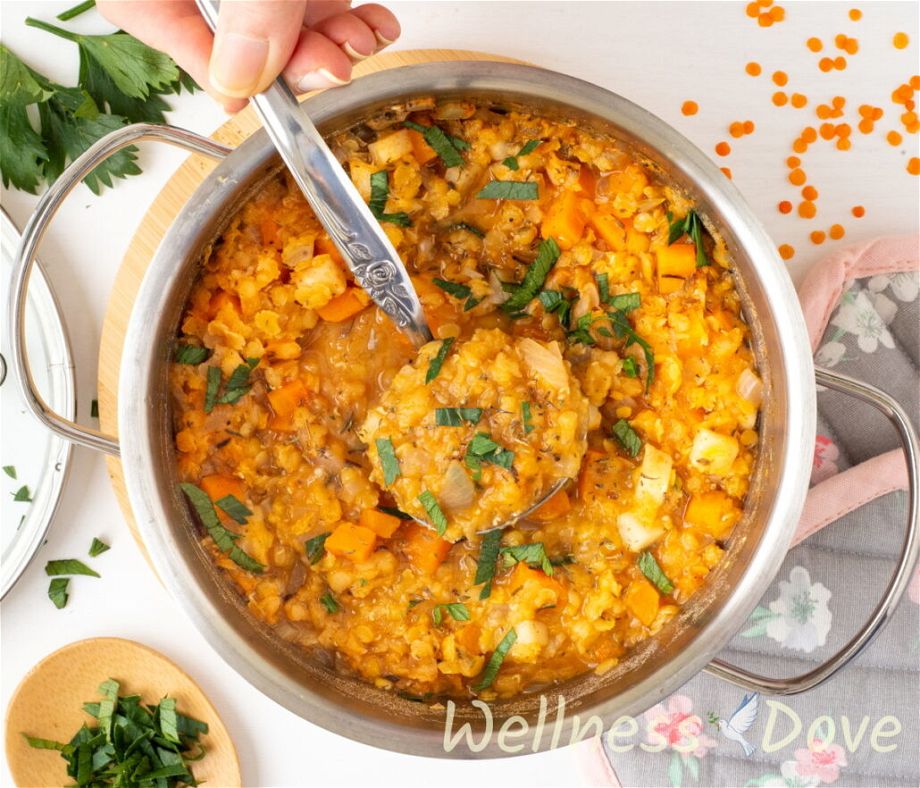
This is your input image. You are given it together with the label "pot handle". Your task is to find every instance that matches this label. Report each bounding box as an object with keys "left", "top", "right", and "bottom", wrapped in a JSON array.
[
  {"left": 8, "top": 123, "right": 232, "bottom": 458},
  {"left": 705, "top": 366, "right": 920, "bottom": 694}
]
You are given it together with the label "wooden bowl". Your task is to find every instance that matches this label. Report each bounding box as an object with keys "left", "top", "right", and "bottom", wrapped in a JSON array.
[{"left": 5, "top": 638, "right": 240, "bottom": 787}]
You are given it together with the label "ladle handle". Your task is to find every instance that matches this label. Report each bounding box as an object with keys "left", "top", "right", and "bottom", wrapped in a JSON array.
[
  {"left": 706, "top": 367, "right": 920, "bottom": 694},
  {"left": 195, "top": 0, "right": 433, "bottom": 348}
]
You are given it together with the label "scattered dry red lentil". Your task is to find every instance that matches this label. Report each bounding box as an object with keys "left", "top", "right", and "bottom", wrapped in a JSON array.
[
  {"left": 810, "top": 230, "right": 826, "bottom": 244},
  {"left": 743, "top": 120, "right": 755, "bottom": 134},
  {"left": 729, "top": 122, "right": 744, "bottom": 138},
  {"left": 799, "top": 201, "right": 817, "bottom": 218},
  {"left": 778, "top": 200, "right": 793, "bottom": 214},
  {"left": 834, "top": 56, "right": 848, "bottom": 70},
  {"left": 819, "top": 122, "right": 836, "bottom": 140},
  {"left": 893, "top": 32, "right": 910, "bottom": 50},
  {"left": 778, "top": 243, "right": 795, "bottom": 260},
  {"left": 746, "top": 61, "right": 762, "bottom": 76},
  {"left": 773, "top": 91, "right": 789, "bottom": 106},
  {"left": 807, "top": 37, "right": 823, "bottom": 52},
  {"left": 791, "top": 93, "right": 808, "bottom": 108},
  {"left": 720, "top": 167, "right": 733, "bottom": 179},
  {"left": 887, "top": 130, "right": 904, "bottom": 146},
  {"left": 829, "top": 224, "right": 846, "bottom": 239},
  {"left": 819, "top": 57, "right": 834, "bottom": 72},
  {"left": 802, "top": 185, "right": 818, "bottom": 200},
  {"left": 851, "top": 205, "right": 866, "bottom": 218},
  {"left": 837, "top": 137, "right": 852, "bottom": 150},
  {"left": 773, "top": 71, "right": 789, "bottom": 86},
  {"left": 802, "top": 127, "right": 818, "bottom": 143},
  {"left": 715, "top": 141, "right": 732, "bottom": 156},
  {"left": 786, "top": 155, "right": 801, "bottom": 168},
  {"left": 835, "top": 34, "right": 859, "bottom": 55},
  {"left": 789, "top": 168, "right": 807, "bottom": 186},
  {"left": 681, "top": 100, "right": 699, "bottom": 116},
  {"left": 848, "top": 9, "right": 862, "bottom": 21},
  {"left": 909, "top": 157, "right": 920, "bottom": 175}
]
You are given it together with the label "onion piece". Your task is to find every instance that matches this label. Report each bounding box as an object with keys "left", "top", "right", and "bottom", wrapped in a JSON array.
[
  {"left": 518, "top": 338, "right": 570, "bottom": 396},
  {"left": 736, "top": 368, "right": 763, "bottom": 404},
  {"left": 439, "top": 460, "right": 476, "bottom": 511}
]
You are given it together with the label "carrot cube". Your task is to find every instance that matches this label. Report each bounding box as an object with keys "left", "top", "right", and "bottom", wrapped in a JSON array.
[
  {"left": 400, "top": 522, "right": 452, "bottom": 574},
  {"left": 359, "top": 508, "right": 404, "bottom": 538},
  {"left": 624, "top": 577, "right": 660, "bottom": 627},
  {"left": 325, "top": 523, "right": 378, "bottom": 562},
  {"left": 529, "top": 488, "right": 572, "bottom": 522}
]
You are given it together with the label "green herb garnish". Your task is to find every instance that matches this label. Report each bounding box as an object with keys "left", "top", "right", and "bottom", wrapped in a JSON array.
[
  {"left": 464, "top": 432, "right": 514, "bottom": 481},
  {"left": 11, "top": 485, "right": 31, "bottom": 502},
  {"left": 538, "top": 289, "right": 576, "bottom": 328},
  {"left": 57, "top": 0, "right": 96, "bottom": 22},
  {"left": 368, "top": 169, "right": 411, "bottom": 226},
  {"left": 474, "top": 529, "right": 502, "bottom": 599},
  {"left": 425, "top": 337, "right": 455, "bottom": 383},
  {"left": 611, "top": 419, "right": 643, "bottom": 458},
  {"left": 448, "top": 222, "right": 484, "bottom": 238},
  {"left": 2, "top": 465, "right": 16, "bottom": 479},
  {"left": 217, "top": 358, "right": 258, "bottom": 405},
  {"left": 502, "top": 138, "right": 542, "bottom": 170},
  {"left": 203, "top": 366, "right": 220, "bottom": 413},
  {"left": 502, "top": 238, "right": 561, "bottom": 312},
  {"left": 403, "top": 120, "right": 464, "bottom": 167},
  {"left": 215, "top": 494, "right": 252, "bottom": 524},
  {"left": 408, "top": 597, "right": 424, "bottom": 609},
  {"left": 521, "top": 401, "right": 534, "bottom": 434},
  {"left": 378, "top": 506, "right": 412, "bottom": 520},
  {"left": 305, "top": 532, "right": 330, "bottom": 564},
  {"left": 45, "top": 559, "right": 99, "bottom": 578},
  {"left": 473, "top": 627, "right": 518, "bottom": 691},
  {"left": 435, "top": 407, "right": 483, "bottom": 426},
  {"left": 476, "top": 180, "right": 539, "bottom": 200},
  {"left": 667, "top": 209, "right": 710, "bottom": 268},
  {"left": 178, "top": 482, "right": 264, "bottom": 573},
  {"left": 174, "top": 344, "right": 211, "bottom": 364},
  {"left": 24, "top": 678, "right": 209, "bottom": 785},
  {"left": 88, "top": 537, "right": 109, "bottom": 557},
  {"left": 637, "top": 551, "right": 674, "bottom": 595},
  {"left": 376, "top": 437, "right": 401, "bottom": 486},
  {"left": 48, "top": 577, "right": 69, "bottom": 608},
  {"left": 500, "top": 542, "right": 554, "bottom": 575},
  {"left": 320, "top": 591, "right": 340, "bottom": 613},
  {"left": 622, "top": 357, "right": 639, "bottom": 378},
  {"left": 418, "top": 490, "right": 448, "bottom": 536},
  {"left": 609, "top": 292, "right": 641, "bottom": 312},
  {"left": 432, "top": 602, "right": 470, "bottom": 626},
  {"left": 432, "top": 277, "right": 480, "bottom": 311}
]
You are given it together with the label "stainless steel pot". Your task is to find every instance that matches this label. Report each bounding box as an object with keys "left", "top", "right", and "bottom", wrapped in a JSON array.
[{"left": 11, "top": 62, "right": 919, "bottom": 758}]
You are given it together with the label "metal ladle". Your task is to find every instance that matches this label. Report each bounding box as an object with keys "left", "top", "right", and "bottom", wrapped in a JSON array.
[{"left": 195, "top": 0, "right": 581, "bottom": 532}]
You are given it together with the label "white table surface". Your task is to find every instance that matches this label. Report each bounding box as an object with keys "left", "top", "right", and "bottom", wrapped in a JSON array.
[{"left": 1, "top": 2, "right": 918, "bottom": 786}]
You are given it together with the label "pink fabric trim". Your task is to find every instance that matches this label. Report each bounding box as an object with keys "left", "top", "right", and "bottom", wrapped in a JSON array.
[
  {"left": 793, "top": 450, "right": 909, "bottom": 546},
  {"left": 796, "top": 234, "right": 920, "bottom": 353},
  {"left": 577, "top": 736, "right": 622, "bottom": 787}
]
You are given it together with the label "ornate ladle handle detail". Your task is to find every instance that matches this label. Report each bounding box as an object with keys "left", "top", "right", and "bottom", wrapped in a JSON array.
[{"left": 195, "top": 0, "right": 433, "bottom": 349}]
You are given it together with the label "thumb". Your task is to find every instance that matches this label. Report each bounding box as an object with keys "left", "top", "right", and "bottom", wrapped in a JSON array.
[{"left": 209, "top": 0, "right": 307, "bottom": 98}]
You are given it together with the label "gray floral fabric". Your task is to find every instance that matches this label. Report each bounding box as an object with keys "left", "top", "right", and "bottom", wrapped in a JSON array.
[{"left": 600, "top": 272, "right": 919, "bottom": 788}]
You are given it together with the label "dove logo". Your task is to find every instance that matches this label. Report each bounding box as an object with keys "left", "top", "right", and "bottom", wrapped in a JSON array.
[{"left": 714, "top": 692, "right": 760, "bottom": 757}]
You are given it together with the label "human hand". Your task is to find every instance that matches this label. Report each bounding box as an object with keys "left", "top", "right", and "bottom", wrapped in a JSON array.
[{"left": 96, "top": 0, "right": 400, "bottom": 112}]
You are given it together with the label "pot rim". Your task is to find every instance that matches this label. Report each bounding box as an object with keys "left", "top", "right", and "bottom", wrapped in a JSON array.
[{"left": 119, "top": 61, "right": 815, "bottom": 758}]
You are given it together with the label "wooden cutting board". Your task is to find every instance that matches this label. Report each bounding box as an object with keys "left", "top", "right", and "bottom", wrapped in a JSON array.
[{"left": 97, "top": 49, "right": 519, "bottom": 561}]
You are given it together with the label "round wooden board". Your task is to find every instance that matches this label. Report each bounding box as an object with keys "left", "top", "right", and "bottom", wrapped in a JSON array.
[
  {"left": 5, "top": 637, "right": 240, "bottom": 787},
  {"left": 97, "top": 49, "right": 520, "bottom": 564}
]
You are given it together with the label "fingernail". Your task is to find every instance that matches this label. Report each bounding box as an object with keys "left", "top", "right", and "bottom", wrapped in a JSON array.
[
  {"left": 343, "top": 41, "right": 371, "bottom": 61},
  {"left": 295, "top": 68, "right": 351, "bottom": 93},
  {"left": 374, "top": 30, "right": 396, "bottom": 48},
  {"left": 210, "top": 32, "right": 269, "bottom": 97}
]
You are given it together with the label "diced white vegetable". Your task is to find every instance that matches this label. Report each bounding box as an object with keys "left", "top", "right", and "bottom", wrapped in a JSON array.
[
  {"left": 518, "top": 338, "right": 570, "bottom": 396},
  {"left": 736, "top": 368, "right": 763, "bottom": 405},
  {"left": 348, "top": 159, "right": 376, "bottom": 202},
  {"left": 509, "top": 620, "right": 548, "bottom": 661},
  {"left": 635, "top": 445, "right": 673, "bottom": 506},
  {"left": 368, "top": 129, "right": 413, "bottom": 166},
  {"left": 439, "top": 460, "right": 475, "bottom": 511},
  {"left": 689, "top": 428, "right": 740, "bottom": 477},
  {"left": 617, "top": 512, "right": 665, "bottom": 552}
]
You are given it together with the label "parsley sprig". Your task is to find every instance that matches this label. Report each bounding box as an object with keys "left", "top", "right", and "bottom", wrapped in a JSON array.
[
  {"left": 502, "top": 138, "right": 542, "bottom": 170},
  {"left": 179, "top": 482, "right": 264, "bottom": 573},
  {"left": 667, "top": 209, "right": 711, "bottom": 268},
  {"left": 502, "top": 238, "right": 561, "bottom": 313},
  {"left": 403, "top": 120, "right": 466, "bottom": 167},
  {"left": 369, "top": 170, "right": 411, "bottom": 226}
]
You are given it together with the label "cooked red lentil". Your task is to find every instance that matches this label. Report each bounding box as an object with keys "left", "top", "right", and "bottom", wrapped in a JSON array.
[{"left": 170, "top": 102, "right": 761, "bottom": 700}]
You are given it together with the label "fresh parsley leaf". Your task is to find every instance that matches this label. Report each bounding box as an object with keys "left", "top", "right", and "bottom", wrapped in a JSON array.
[
  {"left": 305, "top": 532, "right": 330, "bottom": 564},
  {"left": 376, "top": 437, "right": 401, "bottom": 485},
  {"left": 179, "top": 482, "right": 264, "bottom": 573},
  {"left": 500, "top": 542, "right": 554, "bottom": 575},
  {"left": 464, "top": 432, "right": 514, "bottom": 480},
  {"left": 432, "top": 277, "right": 471, "bottom": 299},
  {"left": 57, "top": 0, "right": 96, "bottom": 22},
  {"left": 404, "top": 120, "right": 464, "bottom": 167},
  {"left": 0, "top": 99, "right": 48, "bottom": 193},
  {"left": 0, "top": 44, "right": 54, "bottom": 104},
  {"left": 611, "top": 419, "right": 643, "bottom": 458},
  {"left": 2, "top": 465, "right": 15, "bottom": 479},
  {"left": 521, "top": 401, "right": 534, "bottom": 434},
  {"left": 418, "top": 490, "right": 448, "bottom": 536},
  {"left": 435, "top": 407, "right": 483, "bottom": 426},
  {"left": 475, "top": 530, "right": 502, "bottom": 598},
  {"left": 217, "top": 359, "right": 257, "bottom": 405},
  {"left": 637, "top": 551, "right": 674, "bottom": 595},
  {"left": 368, "top": 169, "right": 411, "bottom": 226},
  {"left": 476, "top": 180, "right": 539, "bottom": 200},
  {"left": 425, "top": 337, "right": 455, "bottom": 383},
  {"left": 502, "top": 138, "right": 542, "bottom": 170},
  {"left": 566, "top": 313, "right": 599, "bottom": 345},
  {"left": 538, "top": 289, "right": 576, "bottom": 328},
  {"left": 502, "top": 238, "right": 561, "bottom": 312},
  {"left": 596, "top": 272, "right": 610, "bottom": 303},
  {"left": 320, "top": 590, "right": 340, "bottom": 613},
  {"left": 88, "top": 538, "right": 110, "bottom": 557},
  {"left": 473, "top": 627, "right": 518, "bottom": 691},
  {"left": 11, "top": 485, "right": 31, "bottom": 502},
  {"left": 48, "top": 577, "right": 69, "bottom": 609},
  {"left": 22, "top": 734, "right": 66, "bottom": 750},
  {"left": 448, "top": 222, "right": 484, "bottom": 238},
  {"left": 174, "top": 344, "right": 211, "bottom": 364},
  {"left": 608, "top": 292, "right": 641, "bottom": 312},
  {"left": 667, "top": 209, "right": 710, "bottom": 268},
  {"left": 606, "top": 310, "right": 655, "bottom": 392},
  {"left": 432, "top": 602, "right": 470, "bottom": 626},
  {"left": 45, "top": 559, "right": 100, "bottom": 578},
  {"left": 203, "top": 366, "right": 221, "bottom": 413},
  {"left": 622, "top": 357, "right": 639, "bottom": 378},
  {"left": 215, "top": 494, "right": 252, "bottom": 524},
  {"left": 378, "top": 505, "right": 412, "bottom": 520}
]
